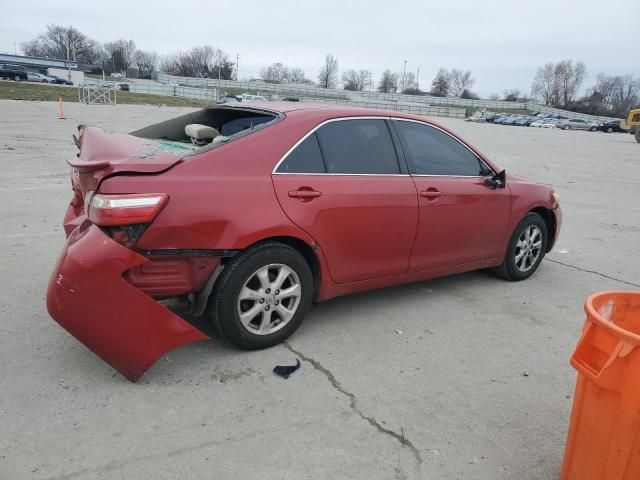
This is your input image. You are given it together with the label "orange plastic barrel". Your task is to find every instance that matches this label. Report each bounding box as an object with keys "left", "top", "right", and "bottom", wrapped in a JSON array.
[{"left": 561, "top": 291, "right": 640, "bottom": 480}]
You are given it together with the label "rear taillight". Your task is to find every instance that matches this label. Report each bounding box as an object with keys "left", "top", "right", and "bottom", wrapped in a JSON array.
[{"left": 88, "top": 193, "right": 168, "bottom": 226}]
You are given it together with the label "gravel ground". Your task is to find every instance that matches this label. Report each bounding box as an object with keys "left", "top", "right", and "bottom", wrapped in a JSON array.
[{"left": 1, "top": 100, "right": 638, "bottom": 480}]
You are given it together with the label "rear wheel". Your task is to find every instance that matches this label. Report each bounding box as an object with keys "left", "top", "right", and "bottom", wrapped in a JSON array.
[
  {"left": 635, "top": 129, "right": 640, "bottom": 143},
  {"left": 208, "top": 242, "right": 313, "bottom": 349},
  {"left": 14, "top": 75, "right": 21, "bottom": 82},
  {"left": 589, "top": 126, "right": 597, "bottom": 131},
  {"left": 493, "top": 212, "right": 548, "bottom": 281},
  {"left": 607, "top": 127, "right": 613, "bottom": 133},
  {"left": 563, "top": 125, "right": 571, "bottom": 130}
]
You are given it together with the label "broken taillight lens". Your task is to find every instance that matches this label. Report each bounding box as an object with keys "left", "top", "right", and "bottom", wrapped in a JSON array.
[{"left": 88, "top": 193, "right": 168, "bottom": 226}]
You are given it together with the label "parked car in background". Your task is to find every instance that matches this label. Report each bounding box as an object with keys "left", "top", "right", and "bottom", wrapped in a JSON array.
[
  {"left": 241, "top": 93, "right": 269, "bottom": 102},
  {"left": 48, "top": 75, "right": 73, "bottom": 85},
  {"left": 27, "top": 72, "right": 54, "bottom": 83},
  {"left": 484, "top": 112, "right": 503, "bottom": 123},
  {"left": 116, "top": 82, "right": 130, "bottom": 91},
  {"left": 600, "top": 120, "right": 626, "bottom": 133},
  {"left": 46, "top": 103, "right": 561, "bottom": 381},
  {"left": 556, "top": 118, "right": 599, "bottom": 131},
  {"left": 502, "top": 116, "right": 521, "bottom": 125},
  {"left": 0, "top": 63, "right": 28, "bottom": 81},
  {"left": 530, "top": 119, "right": 556, "bottom": 128}
]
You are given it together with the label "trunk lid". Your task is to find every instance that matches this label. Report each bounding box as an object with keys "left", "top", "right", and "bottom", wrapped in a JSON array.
[{"left": 68, "top": 126, "right": 183, "bottom": 196}]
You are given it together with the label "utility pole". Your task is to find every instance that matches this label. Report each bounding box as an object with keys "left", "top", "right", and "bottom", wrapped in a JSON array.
[
  {"left": 416, "top": 67, "right": 420, "bottom": 91},
  {"left": 401, "top": 60, "right": 407, "bottom": 93},
  {"left": 217, "top": 51, "right": 222, "bottom": 101},
  {"left": 235, "top": 53, "right": 239, "bottom": 81}
]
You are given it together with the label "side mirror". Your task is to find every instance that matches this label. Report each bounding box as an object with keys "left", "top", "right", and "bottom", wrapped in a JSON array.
[{"left": 485, "top": 169, "right": 506, "bottom": 189}]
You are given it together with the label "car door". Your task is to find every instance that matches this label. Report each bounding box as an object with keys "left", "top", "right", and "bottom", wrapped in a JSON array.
[
  {"left": 392, "top": 119, "right": 511, "bottom": 271},
  {"left": 272, "top": 118, "right": 419, "bottom": 284},
  {"left": 571, "top": 119, "right": 585, "bottom": 130}
]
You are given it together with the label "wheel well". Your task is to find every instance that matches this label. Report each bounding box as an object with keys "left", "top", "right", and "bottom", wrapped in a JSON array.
[
  {"left": 530, "top": 207, "right": 556, "bottom": 252},
  {"left": 228, "top": 236, "right": 322, "bottom": 294}
]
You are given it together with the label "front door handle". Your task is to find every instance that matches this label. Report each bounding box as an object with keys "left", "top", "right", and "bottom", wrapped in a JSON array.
[
  {"left": 420, "top": 189, "right": 442, "bottom": 199},
  {"left": 288, "top": 189, "right": 322, "bottom": 199}
]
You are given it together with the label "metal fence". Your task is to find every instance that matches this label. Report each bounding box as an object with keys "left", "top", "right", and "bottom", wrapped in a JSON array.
[
  {"left": 157, "top": 73, "right": 348, "bottom": 100},
  {"left": 82, "top": 78, "right": 218, "bottom": 102},
  {"left": 91, "top": 72, "right": 622, "bottom": 122},
  {"left": 301, "top": 97, "right": 466, "bottom": 118}
]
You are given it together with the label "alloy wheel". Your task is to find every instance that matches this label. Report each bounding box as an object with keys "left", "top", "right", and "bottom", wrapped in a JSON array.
[
  {"left": 514, "top": 225, "right": 543, "bottom": 273},
  {"left": 236, "top": 263, "right": 302, "bottom": 335}
]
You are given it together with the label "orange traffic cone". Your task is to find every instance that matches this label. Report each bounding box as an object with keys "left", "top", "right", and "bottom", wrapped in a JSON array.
[{"left": 58, "top": 97, "right": 66, "bottom": 120}]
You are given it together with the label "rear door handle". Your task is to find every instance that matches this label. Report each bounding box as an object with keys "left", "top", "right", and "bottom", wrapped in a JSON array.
[
  {"left": 420, "top": 189, "right": 442, "bottom": 199},
  {"left": 288, "top": 189, "right": 322, "bottom": 199}
]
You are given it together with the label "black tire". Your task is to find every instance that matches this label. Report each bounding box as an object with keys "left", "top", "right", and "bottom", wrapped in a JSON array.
[
  {"left": 208, "top": 242, "right": 314, "bottom": 350},
  {"left": 589, "top": 127, "right": 596, "bottom": 132},
  {"left": 635, "top": 129, "right": 640, "bottom": 144},
  {"left": 14, "top": 75, "right": 21, "bottom": 82},
  {"left": 563, "top": 125, "right": 570, "bottom": 130},
  {"left": 493, "top": 212, "right": 548, "bottom": 281},
  {"left": 607, "top": 127, "right": 613, "bottom": 133}
]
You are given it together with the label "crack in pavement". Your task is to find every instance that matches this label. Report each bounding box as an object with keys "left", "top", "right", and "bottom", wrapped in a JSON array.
[
  {"left": 547, "top": 258, "right": 640, "bottom": 288},
  {"left": 283, "top": 342, "right": 424, "bottom": 472}
]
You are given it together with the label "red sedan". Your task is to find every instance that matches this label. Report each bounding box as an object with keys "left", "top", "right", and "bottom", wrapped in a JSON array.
[{"left": 47, "top": 103, "right": 561, "bottom": 381}]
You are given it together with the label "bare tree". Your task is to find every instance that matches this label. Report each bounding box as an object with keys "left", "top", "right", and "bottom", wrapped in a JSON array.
[
  {"left": 402, "top": 72, "right": 417, "bottom": 91},
  {"left": 430, "top": 68, "right": 450, "bottom": 96},
  {"left": 21, "top": 25, "right": 100, "bottom": 63},
  {"left": 159, "top": 54, "right": 179, "bottom": 74},
  {"left": 104, "top": 39, "right": 137, "bottom": 75},
  {"left": 531, "top": 60, "right": 586, "bottom": 106},
  {"left": 531, "top": 62, "right": 559, "bottom": 105},
  {"left": 287, "top": 67, "right": 308, "bottom": 83},
  {"left": 592, "top": 73, "right": 640, "bottom": 115},
  {"left": 461, "top": 89, "right": 479, "bottom": 99},
  {"left": 211, "top": 50, "right": 234, "bottom": 80},
  {"left": 342, "top": 69, "right": 372, "bottom": 91},
  {"left": 556, "top": 60, "right": 586, "bottom": 105},
  {"left": 488, "top": 93, "right": 500, "bottom": 101},
  {"left": 448, "top": 69, "right": 475, "bottom": 96},
  {"left": 260, "top": 62, "right": 289, "bottom": 83},
  {"left": 134, "top": 50, "right": 158, "bottom": 79},
  {"left": 377, "top": 70, "right": 399, "bottom": 93},
  {"left": 503, "top": 89, "right": 521, "bottom": 101},
  {"left": 318, "top": 54, "right": 338, "bottom": 88}
]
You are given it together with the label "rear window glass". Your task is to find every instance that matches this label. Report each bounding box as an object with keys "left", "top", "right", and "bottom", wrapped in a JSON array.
[
  {"left": 130, "top": 107, "right": 279, "bottom": 154},
  {"left": 221, "top": 115, "right": 273, "bottom": 136},
  {"left": 315, "top": 119, "right": 400, "bottom": 174}
]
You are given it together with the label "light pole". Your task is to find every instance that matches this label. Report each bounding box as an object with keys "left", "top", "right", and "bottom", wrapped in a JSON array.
[
  {"left": 235, "top": 53, "right": 239, "bottom": 81},
  {"left": 401, "top": 60, "right": 407, "bottom": 92}
]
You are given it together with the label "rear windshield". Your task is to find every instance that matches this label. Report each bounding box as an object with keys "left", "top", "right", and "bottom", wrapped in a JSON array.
[{"left": 130, "top": 106, "right": 279, "bottom": 155}]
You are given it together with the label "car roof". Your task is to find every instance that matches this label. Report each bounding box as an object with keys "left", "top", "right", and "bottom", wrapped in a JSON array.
[{"left": 218, "top": 101, "right": 442, "bottom": 123}]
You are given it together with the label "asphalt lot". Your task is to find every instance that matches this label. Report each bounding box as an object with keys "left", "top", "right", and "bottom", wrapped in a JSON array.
[{"left": 1, "top": 99, "right": 639, "bottom": 480}]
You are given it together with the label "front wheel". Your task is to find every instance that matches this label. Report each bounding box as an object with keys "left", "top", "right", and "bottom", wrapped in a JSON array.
[
  {"left": 563, "top": 125, "right": 571, "bottom": 130},
  {"left": 493, "top": 212, "right": 548, "bottom": 281},
  {"left": 208, "top": 242, "right": 314, "bottom": 349},
  {"left": 607, "top": 127, "right": 613, "bottom": 133},
  {"left": 635, "top": 129, "right": 640, "bottom": 143},
  {"left": 14, "top": 75, "right": 21, "bottom": 82}
]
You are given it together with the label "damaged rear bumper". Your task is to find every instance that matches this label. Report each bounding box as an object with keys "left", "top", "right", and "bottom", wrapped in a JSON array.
[{"left": 46, "top": 224, "right": 209, "bottom": 382}]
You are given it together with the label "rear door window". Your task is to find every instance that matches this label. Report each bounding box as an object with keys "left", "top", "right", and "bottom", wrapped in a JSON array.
[
  {"left": 315, "top": 119, "right": 400, "bottom": 174},
  {"left": 393, "top": 120, "right": 484, "bottom": 176},
  {"left": 276, "top": 133, "right": 326, "bottom": 173}
]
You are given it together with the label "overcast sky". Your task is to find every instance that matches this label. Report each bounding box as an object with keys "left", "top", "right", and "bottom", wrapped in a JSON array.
[{"left": 1, "top": 0, "right": 637, "bottom": 96}]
